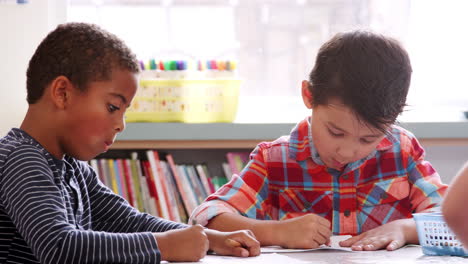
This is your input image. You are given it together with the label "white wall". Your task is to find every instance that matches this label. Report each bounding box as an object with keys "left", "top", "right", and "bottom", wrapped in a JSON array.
[{"left": 0, "top": 0, "right": 66, "bottom": 135}]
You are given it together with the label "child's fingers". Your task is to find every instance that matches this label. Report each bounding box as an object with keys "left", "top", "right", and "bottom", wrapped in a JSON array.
[
  {"left": 386, "top": 239, "right": 403, "bottom": 251},
  {"left": 225, "top": 238, "right": 242, "bottom": 247},
  {"left": 312, "top": 232, "right": 328, "bottom": 245},
  {"left": 339, "top": 234, "right": 362, "bottom": 247},
  {"left": 352, "top": 238, "right": 374, "bottom": 251},
  {"left": 225, "top": 239, "right": 249, "bottom": 257},
  {"left": 230, "top": 245, "right": 250, "bottom": 257},
  {"left": 237, "top": 234, "right": 261, "bottom": 256},
  {"left": 225, "top": 237, "right": 260, "bottom": 257},
  {"left": 317, "top": 225, "right": 332, "bottom": 243},
  {"left": 318, "top": 231, "right": 331, "bottom": 247},
  {"left": 351, "top": 238, "right": 386, "bottom": 251},
  {"left": 317, "top": 216, "right": 331, "bottom": 228},
  {"left": 352, "top": 237, "right": 399, "bottom": 251}
]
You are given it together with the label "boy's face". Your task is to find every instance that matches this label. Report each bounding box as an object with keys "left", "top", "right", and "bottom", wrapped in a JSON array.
[
  {"left": 61, "top": 69, "right": 138, "bottom": 161},
  {"left": 310, "top": 98, "right": 387, "bottom": 170}
]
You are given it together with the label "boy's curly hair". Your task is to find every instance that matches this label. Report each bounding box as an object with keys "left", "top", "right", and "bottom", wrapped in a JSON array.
[
  {"left": 26, "top": 22, "right": 139, "bottom": 104},
  {"left": 308, "top": 30, "right": 412, "bottom": 132}
]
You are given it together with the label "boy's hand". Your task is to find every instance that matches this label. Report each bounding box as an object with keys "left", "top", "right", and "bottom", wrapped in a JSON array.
[
  {"left": 339, "top": 218, "right": 417, "bottom": 251},
  {"left": 276, "top": 214, "right": 332, "bottom": 249},
  {"left": 205, "top": 229, "right": 260, "bottom": 257},
  {"left": 154, "top": 224, "right": 209, "bottom": 262}
]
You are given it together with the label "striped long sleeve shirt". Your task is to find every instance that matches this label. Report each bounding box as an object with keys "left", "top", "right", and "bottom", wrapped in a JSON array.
[
  {"left": 190, "top": 117, "right": 448, "bottom": 235},
  {"left": 0, "top": 128, "right": 186, "bottom": 264}
]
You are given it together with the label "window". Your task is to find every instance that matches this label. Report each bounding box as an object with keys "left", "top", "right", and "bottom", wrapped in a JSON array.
[
  {"left": 405, "top": 0, "right": 468, "bottom": 122},
  {"left": 67, "top": 0, "right": 468, "bottom": 122}
]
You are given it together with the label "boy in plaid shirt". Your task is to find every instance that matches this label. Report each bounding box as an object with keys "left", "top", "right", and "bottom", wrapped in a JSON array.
[{"left": 190, "top": 30, "right": 447, "bottom": 251}]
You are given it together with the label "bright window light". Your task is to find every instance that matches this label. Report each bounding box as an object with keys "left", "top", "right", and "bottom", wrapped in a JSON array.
[{"left": 67, "top": 0, "right": 468, "bottom": 122}]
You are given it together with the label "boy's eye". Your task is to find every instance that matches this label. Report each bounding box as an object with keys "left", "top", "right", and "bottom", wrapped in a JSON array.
[
  {"left": 108, "top": 104, "right": 120, "bottom": 113},
  {"left": 360, "top": 138, "right": 374, "bottom": 144},
  {"left": 328, "top": 128, "right": 343, "bottom": 137}
]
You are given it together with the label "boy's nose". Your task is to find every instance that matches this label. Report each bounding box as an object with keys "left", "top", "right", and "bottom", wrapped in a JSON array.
[
  {"left": 115, "top": 116, "right": 126, "bottom": 132},
  {"left": 337, "top": 145, "right": 357, "bottom": 160}
]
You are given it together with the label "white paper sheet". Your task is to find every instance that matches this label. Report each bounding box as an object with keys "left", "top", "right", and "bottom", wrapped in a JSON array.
[{"left": 260, "top": 235, "right": 353, "bottom": 253}]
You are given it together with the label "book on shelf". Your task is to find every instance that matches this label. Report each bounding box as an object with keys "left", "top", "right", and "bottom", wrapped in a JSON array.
[
  {"left": 225, "top": 152, "right": 250, "bottom": 177},
  {"left": 90, "top": 159, "right": 102, "bottom": 184},
  {"left": 185, "top": 165, "right": 207, "bottom": 203},
  {"left": 211, "top": 175, "right": 228, "bottom": 190},
  {"left": 221, "top": 162, "right": 232, "bottom": 180},
  {"left": 169, "top": 158, "right": 198, "bottom": 215},
  {"left": 107, "top": 159, "right": 119, "bottom": 195},
  {"left": 99, "top": 159, "right": 111, "bottom": 191},
  {"left": 160, "top": 160, "right": 188, "bottom": 223},
  {"left": 196, "top": 164, "right": 215, "bottom": 195},
  {"left": 129, "top": 157, "right": 144, "bottom": 212},
  {"left": 122, "top": 159, "right": 136, "bottom": 207},
  {"left": 132, "top": 153, "right": 156, "bottom": 216},
  {"left": 139, "top": 167, "right": 156, "bottom": 216},
  {"left": 139, "top": 161, "right": 152, "bottom": 214},
  {"left": 90, "top": 150, "right": 233, "bottom": 223},
  {"left": 116, "top": 159, "right": 129, "bottom": 202},
  {"left": 156, "top": 152, "right": 180, "bottom": 222},
  {"left": 147, "top": 150, "right": 173, "bottom": 221}
]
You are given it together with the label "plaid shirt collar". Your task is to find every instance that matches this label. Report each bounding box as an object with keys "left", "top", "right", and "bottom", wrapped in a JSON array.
[{"left": 290, "top": 117, "right": 396, "bottom": 173}]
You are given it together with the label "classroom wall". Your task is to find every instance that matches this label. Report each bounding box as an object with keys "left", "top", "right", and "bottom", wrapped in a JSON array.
[
  {"left": 0, "top": 0, "right": 66, "bottom": 136},
  {"left": 424, "top": 145, "right": 468, "bottom": 185}
]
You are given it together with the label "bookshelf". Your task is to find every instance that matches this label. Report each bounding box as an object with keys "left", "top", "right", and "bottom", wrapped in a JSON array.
[{"left": 99, "top": 148, "right": 250, "bottom": 179}]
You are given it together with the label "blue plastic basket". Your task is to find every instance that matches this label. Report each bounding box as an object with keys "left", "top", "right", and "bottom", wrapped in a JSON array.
[{"left": 413, "top": 212, "right": 468, "bottom": 256}]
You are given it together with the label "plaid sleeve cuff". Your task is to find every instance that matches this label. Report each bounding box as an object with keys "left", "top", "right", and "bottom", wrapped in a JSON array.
[{"left": 189, "top": 200, "right": 239, "bottom": 226}]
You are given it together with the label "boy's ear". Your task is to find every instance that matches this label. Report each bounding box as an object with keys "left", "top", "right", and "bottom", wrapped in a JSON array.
[
  {"left": 301, "top": 80, "right": 313, "bottom": 109},
  {"left": 49, "top": 76, "right": 73, "bottom": 109}
]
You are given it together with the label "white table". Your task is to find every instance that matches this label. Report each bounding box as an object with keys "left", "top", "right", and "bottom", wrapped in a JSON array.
[
  {"left": 282, "top": 245, "right": 468, "bottom": 264},
  {"left": 169, "top": 245, "right": 468, "bottom": 264}
]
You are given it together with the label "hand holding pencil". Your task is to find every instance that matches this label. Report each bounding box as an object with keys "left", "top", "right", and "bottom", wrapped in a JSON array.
[{"left": 204, "top": 228, "right": 261, "bottom": 257}]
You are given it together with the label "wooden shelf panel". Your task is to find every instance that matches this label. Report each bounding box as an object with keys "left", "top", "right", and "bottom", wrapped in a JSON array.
[
  {"left": 117, "top": 122, "right": 468, "bottom": 141},
  {"left": 111, "top": 140, "right": 263, "bottom": 149},
  {"left": 110, "top": 138, "right": 468, "bottom": 150},
  {"left": 112, "top": 121, "right": 468, "bottom": 149}
]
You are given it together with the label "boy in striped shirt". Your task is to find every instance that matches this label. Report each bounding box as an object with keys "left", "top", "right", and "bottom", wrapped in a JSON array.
[
  {"left": 190, "top": 30, "right": 447, "bottom": 251},
  {"left": 0, "top": 22, "right": 259, "bottom": 264}
]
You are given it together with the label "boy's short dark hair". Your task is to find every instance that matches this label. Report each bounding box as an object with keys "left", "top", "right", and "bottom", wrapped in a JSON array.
[
  {"left": 26, "top": 22, "right": 140, "bottom": 104},
  {"left": 307, "top": 30, "right": 412, "bottom": 132}
]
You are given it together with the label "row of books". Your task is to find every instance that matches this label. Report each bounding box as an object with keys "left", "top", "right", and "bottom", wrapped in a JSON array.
[{"left": 89, "top": 151, "right": 250, "bottom": 223}]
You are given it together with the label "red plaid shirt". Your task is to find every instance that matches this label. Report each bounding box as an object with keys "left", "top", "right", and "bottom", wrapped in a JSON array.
[{"left": 190, "top": 117, "right": 447, "bottom": 235}]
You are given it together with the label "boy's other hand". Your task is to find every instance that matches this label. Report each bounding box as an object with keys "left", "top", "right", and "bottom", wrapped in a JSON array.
[
  {"left": 339, "top": 218, "right": 417, "bottom": 251},
  {"left": 205, "top": 229, "right": 260, "bottom": 257},
  {"left": 277, "top": 214, "right": 332, "bottom": 249},
  {"left": 154, "top": 224, "right": 209, "bottom": 262}
]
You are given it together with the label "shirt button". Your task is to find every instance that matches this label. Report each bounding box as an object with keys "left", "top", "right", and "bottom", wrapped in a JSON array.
[
  {"left": 344, "top": 210, "right": 351, "bottom": 217},
  {"left": 343, "top": 175, "right": 349, "bottom": 180},
  {"left": 381, "top": 193, "right": 388, "bottom": 199}
]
